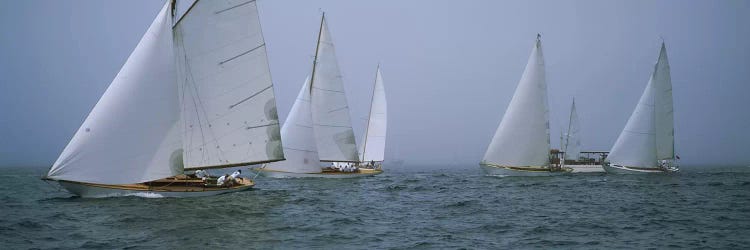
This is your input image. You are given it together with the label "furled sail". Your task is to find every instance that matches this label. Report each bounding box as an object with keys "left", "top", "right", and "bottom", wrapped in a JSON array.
[
  {"left": 173, "top": 0, "right": 284, "bottom": 170},
  {"left": 359, "top": 66, "right": 388, "bottom": 162},
  {"left": 264, "top": 77, "right": 323, "bottom": 173},
  {"left": 310, "top": 14, "right": 360, "bottom": 162},
  {"left": 564, "top": 99, "right": 581, "bottom": 160},
  {"left": 482, "top": 35, "right": 551, "bottom": 168},
  {"left": 47, "top": 3, "right": 182, "bottom": 184},
  {"left": 608, "top": 42, "right": 674, "bottom": 167}
]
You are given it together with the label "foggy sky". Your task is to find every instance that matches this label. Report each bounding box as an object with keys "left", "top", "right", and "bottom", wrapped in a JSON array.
[{"left": 1, "top": 0, "right": 749, "bottom": 168}]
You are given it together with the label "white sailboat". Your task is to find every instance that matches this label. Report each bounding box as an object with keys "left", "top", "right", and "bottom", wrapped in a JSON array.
[
  {"left": 480, "top": 35, "right": 571, "bottom": 176},
  {"left": 43, "top": 0, "right": 285, "bottom": 197},
  {"left": 603, "top": 42, "right": 679, "bottom": 174},
  {"left": 560, "top": 99, "right": 604, "bottom": 172},
  {"left": 254, "top": 14, "right": 383, "bottom": 178},
  {"left": 358, "top": 65, "right": 388, "bottom": 169},
  {"left": 563, "top": 99, "right": 581, "bottom": 162}
]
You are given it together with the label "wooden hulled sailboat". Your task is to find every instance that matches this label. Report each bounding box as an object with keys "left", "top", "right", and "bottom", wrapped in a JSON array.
[
  {"left": 480, "top": 35, "right": 572, "bottom": 176},
  {"left": 43, "top": 0, "right": 286, "bottom": 197},
  {"left": 603, "top": 42, "right": 679, "bottom": 174},
  {"left": 253, "top": 14, "right": 383, "bottom": 178}
]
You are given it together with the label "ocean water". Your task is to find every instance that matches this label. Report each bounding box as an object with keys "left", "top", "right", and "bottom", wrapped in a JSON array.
[{"left": 1, "top": 166, "right": 749, "bottom": 249}]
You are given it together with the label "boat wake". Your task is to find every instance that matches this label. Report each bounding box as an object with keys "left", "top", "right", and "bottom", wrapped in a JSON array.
[{"left": 93, "top": 192, "right": 166, "bottom": 199}]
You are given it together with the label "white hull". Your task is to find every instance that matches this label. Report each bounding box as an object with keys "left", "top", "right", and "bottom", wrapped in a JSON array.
[
  {"left": 565, "top": 164, "right": 605, "bottom": 173},
  {"left": 253, "top": 168, "right": 383, "bottom": 179},
  {"left": 57, "top": 180, "right": 253, "bottom": 198},
  {"left": 479, "top": 164, "right": 571, "bottom": 177},
  {"left": 602, "top": 164, "right": 678, "bottom": 174}
]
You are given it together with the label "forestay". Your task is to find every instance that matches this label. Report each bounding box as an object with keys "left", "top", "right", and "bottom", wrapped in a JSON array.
[
  {"left": 482, "top": 36, "right": 551, "bottom": 167},
  {"left": 310, "top": 15, "right": 360, "bottom": 162},
  {"left": 174, "top": 0, "right": 284, "bottom": 170},
  {"left": 264, "top": 77, "right": 323, "bottom": 173},
  {"left": 47, "top": 3, "right": 182, "bottom": 184},
  {"left": 360, "top": 66, "right": 388, "bottom": 162},
  {"left": 607, "top": 66, "right": 658, "bottom": 168}
]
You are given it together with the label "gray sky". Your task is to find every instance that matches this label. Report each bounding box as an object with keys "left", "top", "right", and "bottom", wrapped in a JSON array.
[{"left": 1, "top": 0, "right": 749, "bottom": 168}]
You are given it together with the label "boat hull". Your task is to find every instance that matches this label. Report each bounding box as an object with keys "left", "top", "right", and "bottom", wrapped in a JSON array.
[
  {"left": 253, "top": 168, "right": 383, "bottom": 178},
  {"left": 56, "top": 178, "right": 254, "bottom": 198},
  {"left": 602, "top": 163, "right": 678, "bottom": 174},
  {"left": 479, "top": 164, "right": 572, "bottom": 177},
  {"left": 565, "top": 164, "right": 605, "bottom": 173}
]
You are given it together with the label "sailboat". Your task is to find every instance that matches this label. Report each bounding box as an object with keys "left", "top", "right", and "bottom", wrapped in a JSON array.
[
  {"left": 603, "top": 42, "right": 679, "bottom": 174},
  {"left": 42, "top": 0, "right": 285, "bottom": 197},
  {"left": 480, "top": 35, "right": 572, "bottom": 176},
  {"left": 253, "top": 14, "right": 383, "bottom": 178},
  {"left": 562, "top": 99, "right": 581, "bottom": 162},
  {"left": 358, "top": 65, "right": 388, "bottom": 169},
  {"left": 559, "top": 99, "right": 603, "bottom": 172}
]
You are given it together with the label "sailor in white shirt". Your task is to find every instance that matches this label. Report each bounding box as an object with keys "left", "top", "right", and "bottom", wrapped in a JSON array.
[
  {"left": 216, "top": 174, "right": 229, "bottom": 187},
  {"left": 228, "top": 170, "right": 242, "bottom": 185}
]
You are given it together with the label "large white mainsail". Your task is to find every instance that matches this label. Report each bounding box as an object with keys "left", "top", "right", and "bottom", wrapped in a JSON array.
[
  {"left": 173, "top": 0, "right": 284, "bottom": 170},
  {"left": 564, "top": 99, "right": 581, "bottom": 161},
  {"left": 264, "top": 77, "right": 323, "bottom": 173},
  {"left": 607, "top": 42, "right": 674, "bottom": 168},
  {"left": 310, "top": 14, "right": 360, "bottom": 162},
  {"left": 47, "top": 3, "right": 181, "bottom": 185},
  {"left": 482, "top": 35, "right": 551, "bottom": 168},
  {"left": 359, "top": 66, "right": 388, "bottom": 162}
]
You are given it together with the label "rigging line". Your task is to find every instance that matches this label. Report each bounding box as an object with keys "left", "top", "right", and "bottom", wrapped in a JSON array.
[
  {"left": 215, "top": 0, "right": 256, "bottom": 14},
  {"left": 182, "top": 28, "right": 229, "bottom": 166},
  {"left": 219, "top": 43, "right": 265, "bottom": 66},
  {"left": 229, "top": 85, "right": 272, "bottom": 109},
  {"left": 179, "top": 25, "right": 209, "bottom": 164}
]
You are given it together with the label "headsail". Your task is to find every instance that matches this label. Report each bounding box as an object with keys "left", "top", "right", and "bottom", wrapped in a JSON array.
[
  {"left": 482, "top": 35, "right": 550, "bottom": 167},
  {"left": 360, "top": 66, "right": 388, "bottom": 162},
  {"left": 174, "top": 0, "right": 284, "bottom": 170},
  {"left": 264, "top": 77, "right": 323, "bottom": 173},
  {"left": 564, "top": 99, "right": 581, "bottom": 160},
  {"left": 47, "top": 3, "right": 181, "bottom": 184},
  {"left": 310, "top": 14, "right": 360, "bottom": 162}
]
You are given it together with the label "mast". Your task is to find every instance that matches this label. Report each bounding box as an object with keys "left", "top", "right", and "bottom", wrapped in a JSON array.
[{"left": 309, "top": 13, "right": 325, "bottom": 95}]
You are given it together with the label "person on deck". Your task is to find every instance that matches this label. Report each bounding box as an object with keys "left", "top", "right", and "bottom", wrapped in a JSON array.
[
  {"left": 216, "top": 174, "right": 230, "bottom": 187},
  {"left": 229, "top": 170, "right": 242, "bottom": 185},
  {"left": 195, "top": 170, "right": 209, "bottom": 180}
]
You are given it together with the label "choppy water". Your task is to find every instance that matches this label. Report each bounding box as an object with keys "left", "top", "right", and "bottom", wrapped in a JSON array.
[{"left": 1, "top": 166, "right": 749, "bottom": 249}]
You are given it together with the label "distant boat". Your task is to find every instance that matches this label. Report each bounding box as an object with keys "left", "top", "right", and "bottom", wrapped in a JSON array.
[
  {"left": 603, "top": 42, "right": 679, "bottom": 174},
  {"left": 42, "top": 0, "right": 285, "bottom": 197},
  {"left": 358, "top": 65, "right": 388, "bottom": 169},
  {"left": 563, "top": 98, "right": 581, "bottom": 162},
  {"left": 480, "top": 35, "right": 572, "bottom": 176},
  {"left": 253, "top": 13, "right": 382, "bottom": 178}
]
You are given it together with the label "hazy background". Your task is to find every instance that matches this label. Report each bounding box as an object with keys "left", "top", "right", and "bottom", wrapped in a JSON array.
[{"left": 1, "top": 0, "right": 748, "bottom": 168}]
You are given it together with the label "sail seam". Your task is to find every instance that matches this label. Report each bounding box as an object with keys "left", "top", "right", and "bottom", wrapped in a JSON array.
[
  {"left": 312, "top": 86, "right": 345, "bottom": 93},
  {"left": 215, "top": 0, "right": 256, "bottom": 14},
  {"left": 229, "top": 85, "right": 272, "bottom": 109},
  {"left": 219, "top": 43, "right": 265, "bottom": 65}
]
